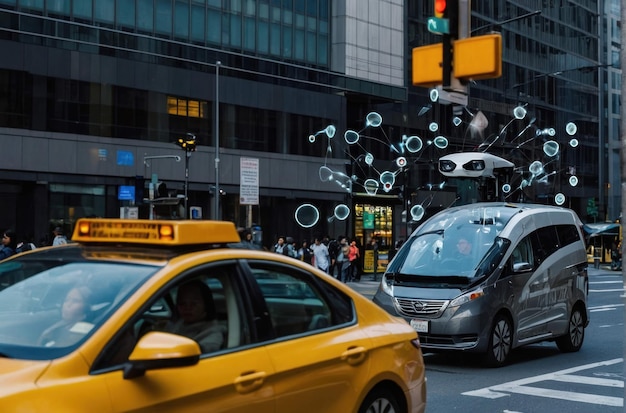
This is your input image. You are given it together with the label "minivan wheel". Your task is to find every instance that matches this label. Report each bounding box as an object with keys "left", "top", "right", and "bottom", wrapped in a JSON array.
[
  {"left": 556, "top": 307, "right": 585, "bottom": 352},
  {"left": 484, "top": 314, "right": 513, "bottom": 367},
  {"left": 358, "top": 388, "right": 403, "bottom": 413}
]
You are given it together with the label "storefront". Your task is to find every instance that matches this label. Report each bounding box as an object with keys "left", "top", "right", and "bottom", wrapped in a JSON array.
[{"left": 353, "top": 202, "right": 395, "bottom": 274}]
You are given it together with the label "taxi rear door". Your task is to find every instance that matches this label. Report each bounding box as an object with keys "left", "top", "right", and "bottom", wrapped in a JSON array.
[{"left": 244, "top": 261, "right": 372, "bottom": 412}]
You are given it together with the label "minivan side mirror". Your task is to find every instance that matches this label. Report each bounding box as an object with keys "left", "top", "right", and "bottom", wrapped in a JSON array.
[{"left": 512, "top": 262, "right": 533, "bottom": 273}]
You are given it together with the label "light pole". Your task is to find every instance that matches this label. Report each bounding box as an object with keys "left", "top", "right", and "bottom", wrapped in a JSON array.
[
  {"left": 175, "top": 133, "right": 197, "bottom": 219},
  {"left": 214, "top": 60, "right": 221, "bottom": 220}
]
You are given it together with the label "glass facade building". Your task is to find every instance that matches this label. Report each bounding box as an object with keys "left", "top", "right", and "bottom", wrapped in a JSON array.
[{"left": 0, "top": 0, "right": 621, "bottom": 251}]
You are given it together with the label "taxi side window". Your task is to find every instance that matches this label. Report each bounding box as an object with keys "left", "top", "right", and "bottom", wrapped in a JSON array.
[
  {"left": 92, "top": 264, "right": 250, "bottom": 372},
  {"left": 248, "top": 264, "right": 354, "bottom": 339}
]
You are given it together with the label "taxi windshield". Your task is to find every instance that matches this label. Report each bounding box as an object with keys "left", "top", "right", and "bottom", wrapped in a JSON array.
[{"left": 0, "top": 256, "right": 158, "bottom": 360}]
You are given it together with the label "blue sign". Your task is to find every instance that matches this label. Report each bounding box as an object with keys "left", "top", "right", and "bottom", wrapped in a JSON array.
[
  {"left": 117, "top": 150, "right": 135, "bottom": 166},
  {"left": 118, "top": 185, "right": 136, "bottom": 201}
]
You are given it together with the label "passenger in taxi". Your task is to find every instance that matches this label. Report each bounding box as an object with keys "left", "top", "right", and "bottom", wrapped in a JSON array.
[
  {"left": 165, "top": 280, "right": 225, "bottom": 353},
  {"left": 39, "top": 285, "right": 94, "bottom": 347}
]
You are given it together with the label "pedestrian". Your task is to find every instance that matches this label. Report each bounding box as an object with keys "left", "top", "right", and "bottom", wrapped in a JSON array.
[
  {"left": 0, "top": 229, "right": 18, "bottom": 261},
  {"left": 348, "top": 239, "right": 361, "bottom": 281},
  {"left": 297, "top": 240, "right": 313, "bottom": 264},
  {"left": 311, "top": 237, "right": 330, "bottom": 273},
  {"left": 271, "top": 236, "right": 289, "bottom": 255},
  {"left": 16, "top": 238, "right": 36, "bottom": 254},
  {"left": 285, "top": 237, "right": 297, "bottom": 258},
  {"left": 52, "top": 227, "right": 68, "bottom": 246},
  {"left": 334, "top": 236, "right": 351, "bottom": 282},
  {"left": 327, "top": 236, "right": 340, "bottom": 277}
]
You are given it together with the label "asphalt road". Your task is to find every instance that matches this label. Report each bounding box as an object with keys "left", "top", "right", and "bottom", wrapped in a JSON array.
[{"left": 348, "top": 266, "right": 626, "bottom": 412}]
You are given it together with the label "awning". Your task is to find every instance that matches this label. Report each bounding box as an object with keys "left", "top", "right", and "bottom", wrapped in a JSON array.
[{"left": 582, "top": 223, "right": 620, "bottom": 238}]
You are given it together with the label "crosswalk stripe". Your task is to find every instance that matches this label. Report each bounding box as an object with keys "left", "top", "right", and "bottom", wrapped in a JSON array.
[{"left": 463, "top": 358, "right": 624, "bottom": 406}]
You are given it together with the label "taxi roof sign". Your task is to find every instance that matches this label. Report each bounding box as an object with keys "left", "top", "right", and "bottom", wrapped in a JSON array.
[{"left": 72, "top": 219, "right": 241, "bottom": 246}]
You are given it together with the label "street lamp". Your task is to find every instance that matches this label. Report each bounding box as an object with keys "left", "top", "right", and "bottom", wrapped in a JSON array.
[
  {"left": 175, "top": 133, "right": 197, "bottom": 219},
  {"left": 214, "top": 60, "right": 221, "bottom": 220}
]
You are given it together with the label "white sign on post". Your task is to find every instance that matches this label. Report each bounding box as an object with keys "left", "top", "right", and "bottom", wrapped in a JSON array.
[{"left": 240, "top": 157, "right": 259, "bottom": 205}]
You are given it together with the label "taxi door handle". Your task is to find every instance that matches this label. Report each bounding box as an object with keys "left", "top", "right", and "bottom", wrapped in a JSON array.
[
  {"left": 233, "top": 371, "right": 267, "bottom": 394},
  {"left": 341, "top": 346, "right": 367, "bottom": 366}
]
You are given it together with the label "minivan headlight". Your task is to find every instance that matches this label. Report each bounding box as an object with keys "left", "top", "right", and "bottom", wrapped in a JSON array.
[
  {"left": 381, "top": 274, "right": 394, "bottom": 296},
  {"left": 449, "top": 289, "right": 484, "bottom": 308}
]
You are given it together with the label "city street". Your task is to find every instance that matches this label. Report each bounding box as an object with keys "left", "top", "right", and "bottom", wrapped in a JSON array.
[{"left": 349, "top": 267, "right": 625, "bottom": 412}]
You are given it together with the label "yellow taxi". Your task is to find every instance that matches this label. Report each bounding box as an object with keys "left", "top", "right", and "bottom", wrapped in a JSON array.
[{"left": 0, "top": 219, "right": 426, "bottom": 412}]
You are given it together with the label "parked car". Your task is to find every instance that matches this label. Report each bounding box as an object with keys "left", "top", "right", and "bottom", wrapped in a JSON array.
[
  {"left": 373, "top": 202, "right": 589, "bottom": 367},
  {"left": 0, "top": 218, "right": 426, "bottom": 412}
]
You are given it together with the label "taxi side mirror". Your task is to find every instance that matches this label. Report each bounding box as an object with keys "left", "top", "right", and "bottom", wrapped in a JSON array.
[{"left": 123, "top": 331, "right": 201, "bottom": 379}]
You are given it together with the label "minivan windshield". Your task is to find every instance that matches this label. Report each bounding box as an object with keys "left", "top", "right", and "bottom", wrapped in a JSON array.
[{"left": 394, "top": 206, "right": 512, "bottom": 283}]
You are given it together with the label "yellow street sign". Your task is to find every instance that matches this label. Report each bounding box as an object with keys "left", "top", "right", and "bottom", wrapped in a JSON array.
[
  {"left": 453, "top": 34, "right": 502, "bottom": 80},
  {"left": 412, "top": 34, "right": 502, "bottom": 88},
  {"left": 412, "top": 43, "right": 443, "bottom": 87}
]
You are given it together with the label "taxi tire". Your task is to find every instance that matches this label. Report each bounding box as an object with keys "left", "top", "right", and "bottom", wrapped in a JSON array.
[
  {"left": 358, "top": 387, "right": 403, "bottom": 413},
  {"left": 484, "top": 313, "right": 512, "bottom": 368},
  {"left": 555, "top": 306, "right": 585, "bottom": 353}
]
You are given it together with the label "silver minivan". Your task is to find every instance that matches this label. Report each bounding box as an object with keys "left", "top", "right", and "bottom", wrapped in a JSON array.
[{"left": 373, "top": 202, "right": 589, "bottom": 366}]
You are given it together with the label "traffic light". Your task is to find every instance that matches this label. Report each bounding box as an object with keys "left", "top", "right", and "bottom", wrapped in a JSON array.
[
  {"left": 433, "top": 0, "right": 458, "bottom": 35},
  {"left": 434, "top": 0, "right": 447, "bottom": 18},
  {"left": 176, "top": 133, "right": 196, "bottom": 152}
]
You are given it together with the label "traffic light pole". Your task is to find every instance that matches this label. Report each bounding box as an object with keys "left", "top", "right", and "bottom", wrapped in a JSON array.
[{"left": 442, "top": 34, "right": 453, "bottom": 88}]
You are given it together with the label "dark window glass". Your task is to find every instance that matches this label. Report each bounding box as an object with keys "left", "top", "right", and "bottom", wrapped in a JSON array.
[
  {"left": 257, "top": 21, "right": 269, "bottom": 53},
  {"left": 243, "top": 16, "right": 254, "bottom": 50},
  {"left": 117, "top": 0, "right": 136, "bottom": 28},
  {"left": 94, "top": 0, "right": 115, "bottom": 23},
  {"left": 556, "top": 224, "right": 581, "bottom": 247},
  {"left": 18, "top": 0, "right": 42, "bottom": 11},
  {"left": 533, "top": 227, "right": 560, "bottom": 262},
  {"left": 270, "top": 24, "right": 280, "bottom": 55},
  {"left": 47, "top": 0, "right": 70, "bottom": 15},
  {"left": 248, "top": 263, "right": 353, "bottom": 339},
  {"left": 190, "top": 4, "right": 205, "bottom": 42},
  {"left": 137, "top": 0, "right": 154, "bottom": 32},
  {"left": 174, "top": 0, "right": 189, "bottom": 39},
  {"left": 230, "top": 13, "right": 241, "bottom": 47},
  {"left": 294, "top": 0, "right": 305, "bottom": 13},
  {"left": 155, "top": 0, "right": 172, "bottom": 36},
  {"left": 207, "top": 8, "right": 221, "bottom": 43},
  {"left": 72, "top": 0, "right": 92, "bottom": 19}
]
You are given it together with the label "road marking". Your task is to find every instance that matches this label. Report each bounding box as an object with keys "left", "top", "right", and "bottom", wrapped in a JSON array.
[
  {"left": 463, "top": 358, "right": 624, "bottom": 407},
  {"left": 590, "top": 280, "right": 624, "bottom": 284},
  {"left": 589, "top": 304, "right": 624, "bottom": 310},
  {"left": 589, "top": 288, "right": 625, "bottom": 292}
]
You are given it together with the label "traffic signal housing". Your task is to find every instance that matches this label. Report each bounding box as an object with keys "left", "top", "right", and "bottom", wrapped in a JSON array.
[
  {"left": 176, "top": 133, "right": 197, "bottom": 152},
  {"left": 434, "top": 0, "right": 447, "bottom": 18},
  {"left": 433, "top": 0, "right": 458, "bottom": 35}
]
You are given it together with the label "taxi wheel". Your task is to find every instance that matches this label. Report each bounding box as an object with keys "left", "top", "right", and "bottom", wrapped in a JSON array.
[
  {"left": 556, "top": 306, "right": 585, "bottom": 353},
  {"left": 484, "top": 313, "right": 512, "bottom": 367},
  {"left": 358, "top": 387, "right": 403, "bottom": 413}
]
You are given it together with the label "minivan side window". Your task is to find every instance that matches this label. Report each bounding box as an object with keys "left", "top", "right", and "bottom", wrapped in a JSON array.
[
  {"left": 511, "top": 237, "right": 534, "bottom": 271},
  {"left": 556, "top": 224, "right": 581, "bottom": 246},
  {"left": 534, "top": 226, "right": 560, "bottom": 262}
]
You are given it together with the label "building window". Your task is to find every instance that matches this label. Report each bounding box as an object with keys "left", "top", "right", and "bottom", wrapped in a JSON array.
[{"left": 167, "top": 97, "right": 207, "bottom": 118}]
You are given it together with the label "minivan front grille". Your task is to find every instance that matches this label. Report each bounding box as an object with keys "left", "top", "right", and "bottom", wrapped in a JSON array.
[{"left": 393, "top": 297, "right": 449, "bottom": 317}]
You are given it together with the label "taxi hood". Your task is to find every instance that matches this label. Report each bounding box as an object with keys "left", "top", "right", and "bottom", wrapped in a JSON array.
[{"left": 0, "top": 358, "right": 50, "bottom": 394}]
